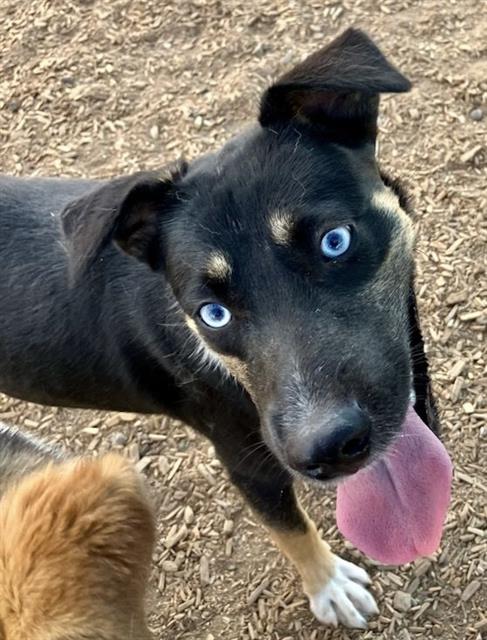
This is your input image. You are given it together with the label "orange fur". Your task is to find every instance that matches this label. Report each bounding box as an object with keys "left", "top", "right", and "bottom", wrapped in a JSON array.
[{"left": 0, "top": 454, "right": 155, "bottom": 640}]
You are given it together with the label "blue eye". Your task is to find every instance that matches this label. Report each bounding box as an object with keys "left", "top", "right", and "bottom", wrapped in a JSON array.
[
  {"left": 199, "top": 303, "right": 232, "bottom": 328},
  {"left": 320, "top": 226, "right": 352, "bottom": 259}
]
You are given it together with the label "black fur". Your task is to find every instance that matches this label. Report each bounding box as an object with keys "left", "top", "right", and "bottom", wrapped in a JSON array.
[{"left": 0, "top": 29, "right": 436, "bottom": 533}]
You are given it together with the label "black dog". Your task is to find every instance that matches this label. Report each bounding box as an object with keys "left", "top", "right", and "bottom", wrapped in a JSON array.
[{"left": 0, "top": 29, "right": 437, "bottom": 628}]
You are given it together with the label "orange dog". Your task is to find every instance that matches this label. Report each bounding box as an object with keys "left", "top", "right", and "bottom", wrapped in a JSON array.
[{"left": 0, "top": 425, "right": 155, "bottom": 640}]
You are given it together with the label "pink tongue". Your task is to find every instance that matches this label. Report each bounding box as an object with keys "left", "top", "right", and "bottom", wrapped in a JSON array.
[{"left": 336, "top": 407, "right": 453, "bottom": 565}]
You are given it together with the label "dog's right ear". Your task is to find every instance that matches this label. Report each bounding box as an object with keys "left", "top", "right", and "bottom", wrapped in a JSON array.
[{"left": 61, "top": 162, "right": 187, "bottom": 282}]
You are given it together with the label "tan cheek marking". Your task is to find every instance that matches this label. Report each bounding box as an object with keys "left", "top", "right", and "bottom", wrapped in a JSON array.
[
  {"left": 206, "top": 252, "right": 232, "bottom": 281},
  {"left": 184, "top": 315, "right": 252, "bottom": 388},
  {"left": 185, "top": 316, "right": 199, "bottom": 335},
  {"left": 184, "top": 315, "right": 222, "bottom": 363},
  {"left": 220, "top": 354, "right": 251, "bottom": 389},
  {"left": 267, "top": 503, "right": 334, "bottom": 596},
  {"left": 269, "top": 210, "right": 295, "bottom": 246}
]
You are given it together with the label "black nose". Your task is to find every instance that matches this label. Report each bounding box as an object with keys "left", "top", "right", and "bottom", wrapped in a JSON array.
[{"left": 295, "top": 405, "right": 371, "bottom": 481}]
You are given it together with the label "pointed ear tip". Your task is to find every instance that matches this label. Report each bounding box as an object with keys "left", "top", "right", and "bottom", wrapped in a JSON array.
[
  {"left": 334, "top": 27, "right": 380, "bottom": 48},
  {"left": 391, "top": 74, "right": 412, "bottom": 93},
  {"left": 340, "top": 27, "right": 370, "bottom": 40}
]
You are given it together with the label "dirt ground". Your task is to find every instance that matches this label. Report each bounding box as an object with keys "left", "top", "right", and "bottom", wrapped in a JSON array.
[{"left": 0, "top": 1, "right": 486, "bottom": 639}]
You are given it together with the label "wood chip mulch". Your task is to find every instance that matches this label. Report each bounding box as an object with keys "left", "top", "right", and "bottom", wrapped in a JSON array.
[{"left": 0, "top": 1, "right": 485, "bottom": 639}]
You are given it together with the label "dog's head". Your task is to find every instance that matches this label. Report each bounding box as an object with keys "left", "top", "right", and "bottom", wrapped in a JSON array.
[{"left": 62, "top": 29, "right": 437, "bottom": 483}]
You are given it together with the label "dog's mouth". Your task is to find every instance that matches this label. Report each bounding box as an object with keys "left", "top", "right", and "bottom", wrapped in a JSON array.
[
  {"left": 265, "top": 394, "right": 452, "bottom": 566},
  {"left": 336, "top": 405, "right": 453, "bottom": 565}
]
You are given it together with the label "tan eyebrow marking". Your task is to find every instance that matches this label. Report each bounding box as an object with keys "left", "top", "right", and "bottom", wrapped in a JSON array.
[
  {"left": 367, "top": 187, "right": 416, "bottom": 299},
  {"left": 371, "top": 187, "right": 414, "bottom": 246},
  {"left": 206, "top": 251, "right": 232, "bottom": 281},
  {"left": 371, "top": 188, "right": 404, "bottom": 217},
  {"left": 269, "top": 210, "right": 295, "bottom": 246}
]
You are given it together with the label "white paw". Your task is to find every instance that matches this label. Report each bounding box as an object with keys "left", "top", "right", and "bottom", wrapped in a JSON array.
[{"left": 308, "top": 556, "right": 379, "bottom": 629}]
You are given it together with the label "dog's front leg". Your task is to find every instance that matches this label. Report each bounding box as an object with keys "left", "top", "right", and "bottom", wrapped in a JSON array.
[
  {"left": 218, "top": 443, "right": 378, "bottom": 629},
  {"left": 268, "top": 502, "right": 378, "bottom": 629}
]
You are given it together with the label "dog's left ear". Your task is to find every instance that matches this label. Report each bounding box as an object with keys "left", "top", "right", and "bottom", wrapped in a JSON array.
[
  {"left": 61, "top": 162, "right": 186, "bottom": 282},
  {"left": 260, "top": 28, "right": 411, "bottom": 146},
  {"left": 408, "top": 286, "right": 440, "bottom": 434}
]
